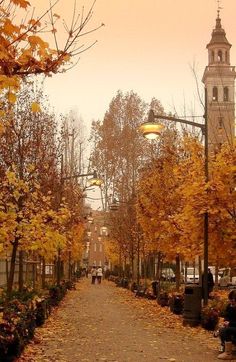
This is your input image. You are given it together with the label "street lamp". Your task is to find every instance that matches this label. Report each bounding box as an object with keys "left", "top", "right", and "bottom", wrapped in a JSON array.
[
  {"left": 88, "top": 171, "right": 103, "bottom": 187},
  {"left": 63, "top": 170, "right": 103, "bottom": 186},
  {"left": 139, "top": 98, "right": 209, "bottom": 305}
]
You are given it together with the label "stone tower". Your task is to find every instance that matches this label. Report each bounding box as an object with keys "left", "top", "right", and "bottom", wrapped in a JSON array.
[{"left": 202, "top": 11, "right": 236, "bottom": 153}]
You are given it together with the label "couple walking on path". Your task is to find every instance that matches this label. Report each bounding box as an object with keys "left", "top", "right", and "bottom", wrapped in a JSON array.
[{"left": 91, "top": 265, "right": 103, "bottom": 284}]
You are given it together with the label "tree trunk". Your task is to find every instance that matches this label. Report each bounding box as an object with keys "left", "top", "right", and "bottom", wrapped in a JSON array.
[
  {"left": 56, "top": 248, "right": 61, "bottom": 286},
  {"left": 42, "top": 257, "right": 46, "bottom": 289},
  {"left": 175, "top": 254, "right": 180, "bottom": 291},
  {"left": 7, "top": 242, "right": 18, "bottom": 297},
  {"left": 199, "top": 256, "right": 202, "bottom": 286},
  {"left": 5, "top": 257, "right": 9, "bottom": 284},
  {"left": 155, "top": 251, "right": 162, "bottom": 281},
  {"left": 118, "top": 247, "right": 122, "bottom": 278},
  {"left": 137, "top": 237, "right": 140, "bottom": 285},
  {"left": 68, "top": 251, "right": 72, "bottom": 281},
  {"left": 215, "top": 259, "right": 219, "bottom": 289},
  {"left": 18, "top": 250, "right": 24, "bottom": 292}
]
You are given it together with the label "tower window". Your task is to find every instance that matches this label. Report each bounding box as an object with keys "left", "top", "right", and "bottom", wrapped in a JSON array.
[
  {"left": 225, "top": 51, "right": 228, "bottom": 63},
  {"left": 211, "top": 50, "right": 214, "bottom": 62},
  {"left": 213, "top": 87, "right": 218, "bottom": 101},
  {"left": 217, "top": 50, "right": 223, "bottom": 62},
  {"left": 223, "top": 87, "right": 229, "bottom": 101}
]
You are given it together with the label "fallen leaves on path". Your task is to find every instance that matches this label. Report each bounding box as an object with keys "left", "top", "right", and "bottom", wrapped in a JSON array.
[
  {"left": 114, "top": 284, "right": 219, "bottom": 351},
  {"left": 16, "top": 280, "right": 219, "bottom": 362}
]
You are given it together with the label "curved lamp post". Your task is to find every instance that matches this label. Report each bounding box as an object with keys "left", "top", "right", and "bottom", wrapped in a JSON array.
[
  {"left": 63, "top": 170, "right": 103, "bottom": 187},
  {"left": 88, "top": 171, "right": 103, "bottom": 187},
  {"left": 139, "top": 99, "right": 209, "bottom": 305}
]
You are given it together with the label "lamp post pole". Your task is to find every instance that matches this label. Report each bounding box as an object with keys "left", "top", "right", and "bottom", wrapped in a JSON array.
[
  {"left": 203, "top": 87, "right": 209, "bottom": 306},
  {"left": 140, "top": 93, "right": 209, "bottom": 304}
]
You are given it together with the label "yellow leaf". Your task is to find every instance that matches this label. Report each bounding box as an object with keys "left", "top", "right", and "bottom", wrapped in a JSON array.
[
  {"left": 28, "top": 35, "right": 48, "bottom": 49},
  {"left": 8, "top": 92, "right": 17, "bottom": 104},
  {"left": 10, "top": 0, "right": 30, "bottom": 9},
  {"left": 0, "top": 121, "right": 5, "bottom": 135},
  {"left": 3, "top": 19, "right": 20, "bottom": 35},
  {"left": 31, "top": 102, "right": 41, "bottom": 113}
]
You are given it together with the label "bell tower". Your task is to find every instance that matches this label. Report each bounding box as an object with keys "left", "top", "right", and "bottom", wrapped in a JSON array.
[{"left": 202, "top": 10, "right": 236, "bottom": 152}]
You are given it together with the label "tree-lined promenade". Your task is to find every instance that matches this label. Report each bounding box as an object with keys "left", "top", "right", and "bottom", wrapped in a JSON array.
[
  {"left": 90, "top": 90, "right": 235, "bottom": 289},
  {"left": 0, "top": 1, "right": 235, "bottom": 361}
]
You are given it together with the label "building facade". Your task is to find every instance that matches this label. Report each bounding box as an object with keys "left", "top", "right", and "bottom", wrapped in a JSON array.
[
  {"left": 86, "top": 210, "right": 107, "bottom": 268},
  {"left": 202, "top": 11, "right": 236, "bottom": 153}
]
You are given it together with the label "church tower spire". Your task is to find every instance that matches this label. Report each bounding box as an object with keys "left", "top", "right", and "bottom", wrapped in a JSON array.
[{"left": 202, "top": 10, "right": 235, "bottom": 152}]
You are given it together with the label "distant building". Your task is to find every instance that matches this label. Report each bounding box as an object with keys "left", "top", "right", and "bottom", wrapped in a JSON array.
[
  {"left": 85, "top": 210, "right": 107, "bottom": 268},
  {"left": 202, "top": 10, "right": 236, "bottom": 153}
]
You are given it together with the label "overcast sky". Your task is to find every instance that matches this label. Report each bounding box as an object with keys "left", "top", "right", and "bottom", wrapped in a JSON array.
[
  {"left": 31, "top": 0, "right": 236, "bottom": 209},
  {"left": 33, "top": 0, "right": 236, "bottom": 123}
]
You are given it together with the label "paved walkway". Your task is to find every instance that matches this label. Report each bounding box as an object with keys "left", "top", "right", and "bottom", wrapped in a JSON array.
[{"left": 17, "top": 278, "right": 221, "bottom": 362}]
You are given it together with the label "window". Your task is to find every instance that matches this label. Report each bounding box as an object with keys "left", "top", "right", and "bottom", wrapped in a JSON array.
[
  {"left": 217, "top": 50, "right": 223, "bottom": 62},
  {"left": 211, "top": 50, "right": 214, "bottom": 62},
  {"left": 225, "top": 51, "right": 228, "bottom": 63},
  {"left": 223, "top": 87, "right": 229, "bottom": 101},
  {"left": 99, "top": 244, "right": 102, "bottom": 252},
  {"left": 94, "top": 243, "right": 97, "bottom": 252},
  {"left": 213, "top": 87, "right": 218, "bottom": 101}
]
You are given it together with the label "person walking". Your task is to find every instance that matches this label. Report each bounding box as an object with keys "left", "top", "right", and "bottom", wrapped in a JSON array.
[
  {"left": 202, "top": 268, "right": 215, "bottom": 298},
  {"left": 91, "top": 266, "right": 97, "bottom": 284},
  {"left": 96, "top": 266, "right": 103, "bottom": 284},
  {"left": 208, "top": 268, "right": 215, "bottom": 297}
]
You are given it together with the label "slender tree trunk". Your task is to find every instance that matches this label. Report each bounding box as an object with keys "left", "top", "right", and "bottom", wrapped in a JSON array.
[
  {"left": 199, "top": 256, "right": 202, "bottom": 286},
  {"left": 25, "top": 253, "right": 29, "bottom": 284},
  {"left": 118, "top": 247, "right": 122, "bottom": 278},
  {"left": 143, "top": 254, "right": 148, "bottom": 287},
  {"left": 32, "top": 262, "right": 36, "bottom": 289},
  {"left": 56, "top": 248, "right": 61, "bottom": 286},
  {"left": 42, "top": 257, "right": 46, "bottom": 289},
  {"left": 5, "top": 257, "right": 9, "bottom": 285},
  {"left": 155, "top": 251, "right": 162, "bottom": 299},
  {"left": 137, "top": 237, "right": 140, "bottom": 285},
  {"left": 18, "top": 250, "right": 24, "bottom": 292},
  {"left": 175, "top": 254, "right": 180, "bottom": 292},
  {"left": 155, "top": 251, "right": 162, "bottom": 281},
  {"left": 215, "top": 258, "right": 219, "bottom": 289},
  {"left": 68, "top": 251, "right": 72, "bottom": 281},
  {"left": 7, "top": 241, "right": 18, "bottom": 297}
]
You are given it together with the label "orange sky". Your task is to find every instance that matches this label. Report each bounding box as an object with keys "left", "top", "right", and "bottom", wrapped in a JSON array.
[
  {"left": 31, "top": 0, "right": 236, "bottom": 128},
  {"left": 30, "top": 0, "right": 236, "bottom": 209}
]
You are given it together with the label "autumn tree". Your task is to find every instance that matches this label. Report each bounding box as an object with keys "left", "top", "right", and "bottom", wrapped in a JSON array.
[
  {"left": 0, "top": 0, "right": 102, "bottom": 103},
  {"left": 89, "top": 91, "right": 166, "bottom": 278},
  {"left": 207, "top": 144, "right": 236, "bottom": 269},
  {"left": 0, "top": 81, "right": 63, "bottom": 293},
  {"left": 90, "top": 91, "right": 164, "bottom": 207}
]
